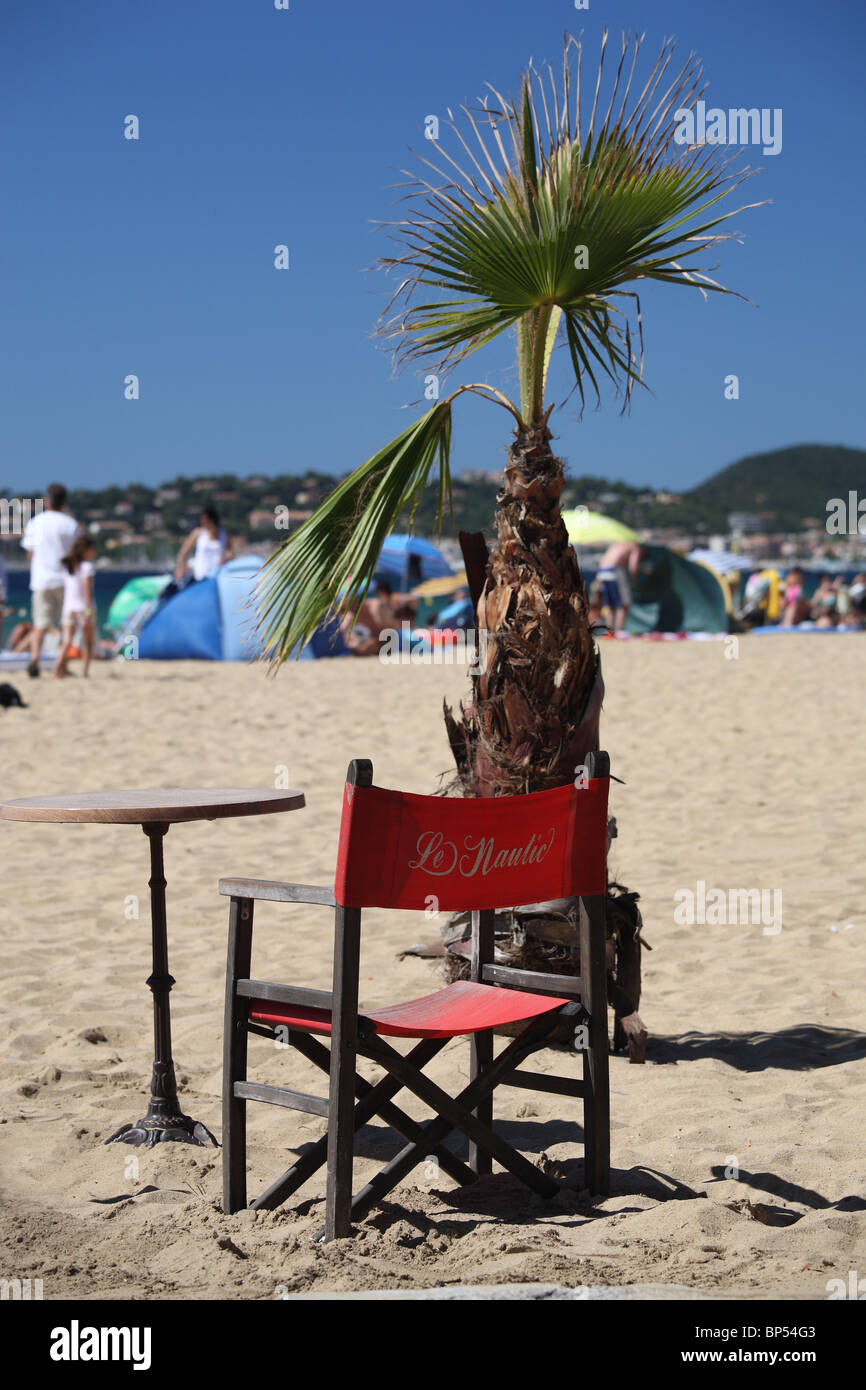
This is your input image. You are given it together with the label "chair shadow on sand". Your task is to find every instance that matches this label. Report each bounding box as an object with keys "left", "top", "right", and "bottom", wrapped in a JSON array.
[
  {"left": 284, "top": 1115, "right": 704, "bottom": 1235},
  {"left": 705, "top": 1167, "right": 866, "bottom": 1214},
  {"left": 285, "top": 1116, "right": 585, "bottom": 1168},
  {"left": 646, "top": 1023, "right": 866, "bottom": 1071},
  {"left": 271, "top": 1024, "right": 866, "bottom": 1229},
  {"left": 291, "top": 1159, "right": 706, "bottom": 1237}
]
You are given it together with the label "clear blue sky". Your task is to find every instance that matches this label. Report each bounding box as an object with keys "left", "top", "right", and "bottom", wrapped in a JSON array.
[{"left": 1, "top": 0, "right": 863, "bottom": 495}]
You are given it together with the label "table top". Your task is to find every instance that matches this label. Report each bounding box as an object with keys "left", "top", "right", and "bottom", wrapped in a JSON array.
[{"left": 0, "top": 787, "right": 305, "bottom": 825}]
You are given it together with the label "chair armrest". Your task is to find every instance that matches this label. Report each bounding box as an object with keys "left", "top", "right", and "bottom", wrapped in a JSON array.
[
  {"left": 219, "top": 877, "right": 335, "bottom": 907},
  {"left": 238, "top": 979, "right": 333, "bottom": 1010},
  {"left": 482, "top": 962, "right": 584, "bottom": 998}
]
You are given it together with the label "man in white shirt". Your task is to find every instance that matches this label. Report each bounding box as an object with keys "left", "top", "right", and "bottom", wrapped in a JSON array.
[{"left": 20, "top": 482, "right": 81, "bottom": 676}]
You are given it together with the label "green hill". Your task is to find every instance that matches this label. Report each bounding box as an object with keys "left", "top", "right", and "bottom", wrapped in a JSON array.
[{"left": 685, "top": 444, "right": 866, "bottom": 532}]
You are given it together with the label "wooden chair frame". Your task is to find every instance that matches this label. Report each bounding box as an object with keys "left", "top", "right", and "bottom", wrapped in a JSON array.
[{"left": 221, "top": 754, "right": 611, "bottom": 1240}]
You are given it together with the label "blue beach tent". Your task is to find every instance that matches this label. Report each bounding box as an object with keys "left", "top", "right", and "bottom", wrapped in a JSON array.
[
  {"left": 137, "top": 556, "right": 265, "bottom": 660},
  {"left": 135, "top": 534, "right": 452, "bottom": 660},
  {"left": 135, "top": 555, "right": 350, "bottom": 661}
]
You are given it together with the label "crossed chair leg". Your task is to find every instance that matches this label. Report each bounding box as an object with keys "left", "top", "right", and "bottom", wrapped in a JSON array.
[{"left": 226, "top": 999, "right": 604, "bottom": 1241}]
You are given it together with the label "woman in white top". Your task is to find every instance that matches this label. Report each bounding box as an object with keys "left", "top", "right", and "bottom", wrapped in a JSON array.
[
  {"left": 55, "top": 534, "right": 97, "bottom": 678},
  {"left": 174, "top": 507, "right": 234, "bottom": 583}
]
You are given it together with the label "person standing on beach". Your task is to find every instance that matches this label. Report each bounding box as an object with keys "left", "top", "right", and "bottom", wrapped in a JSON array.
[
  {"left": 173, "top": 506, "right": 234, "bottom": 584},
  {"left": 20, "top": 482, "right": 80, "bottom": 677},
  {"left": 596, "top": 540, "right": 644, "bottom": 633},
  {"left": 55, "top": 534, "right": 97, "bottom": 679}
]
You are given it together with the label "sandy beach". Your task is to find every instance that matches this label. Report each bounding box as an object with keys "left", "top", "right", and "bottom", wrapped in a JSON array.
[{"left": 0, "top": 635, "right": 863, "bottom": 1300}]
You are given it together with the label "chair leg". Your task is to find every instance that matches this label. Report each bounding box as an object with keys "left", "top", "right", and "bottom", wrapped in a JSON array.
[
  {"left": 468, "top": 1029, "right": 493, "bottom": 1175},
  {"left": 324, "top": 905, "right": 361, "bottom": 1240},
  {"left": 324, "top": 1055, "right": 356, "bottom": 1239},
  {"left": 580, "top": 896, "right": 611, "bottom": 1195},
  {"left": 468, "top": 909, "right": 495, "bottom": 1176},
  {"left": 222, "top": 897, "right": 253, "bottom": 1214}
]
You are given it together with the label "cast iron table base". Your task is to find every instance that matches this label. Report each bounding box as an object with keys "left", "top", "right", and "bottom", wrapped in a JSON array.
[{"left": 104, "top": 824, "right": 218, "bottom": 1148}]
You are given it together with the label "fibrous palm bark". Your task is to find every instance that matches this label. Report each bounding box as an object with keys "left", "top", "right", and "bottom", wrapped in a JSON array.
[
  {"left": 445, "top": 424, "right": 603, "bottom": 797},
  {"left": 442, "top": 426, "right": 646, "bottom": 1059}
]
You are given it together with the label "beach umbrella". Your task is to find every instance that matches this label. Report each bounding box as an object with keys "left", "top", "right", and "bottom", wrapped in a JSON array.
[
  {"left": 562, "top": 510, "right": 639, "bottom": 546},
  {"left": 374, "top": 534, "right": 453, "bottom": 589},
  {"left": 412, "top": 570, "right": 467, "bottom": 598},
  {"left": 687, "top": 548, "right": 750, "bottom": 574}
]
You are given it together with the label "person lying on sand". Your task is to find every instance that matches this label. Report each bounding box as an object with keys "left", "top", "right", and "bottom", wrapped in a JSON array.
[
  {"left": 340, "top": 599, "right": 379, "bottom": 655},
  {"left": 587, "top": 578, "right": 608, "bottom": 632},
  {"left": 340, "top": 579, "right": 417, "bottom": 656},
  {"left": 5, "top": 621, "right": 36, "bottom": 653},
  {"left": 810, "top": 573, "right": 837, "bottom": 627},
  {"left": 340, "top": 579, "right": 394, "bottom": 656},
  {"left": 781, "top": 567, "right": 811, "bottom": 625},
  {"left": 840, "top": 573, "right": 866, "bottom": 627}
]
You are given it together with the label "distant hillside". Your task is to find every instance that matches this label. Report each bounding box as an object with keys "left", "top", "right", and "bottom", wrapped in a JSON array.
[
  {"left": 3, "top": 443, "right": 862, "bottom": 561},
  {"left": 402, "top": 442, "right": 866, "bottom": 536},
  {"left": 686, "top": 444, "right": 866, "bottom": 532}
]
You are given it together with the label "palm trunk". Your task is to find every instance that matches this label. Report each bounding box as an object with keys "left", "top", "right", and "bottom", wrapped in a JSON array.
[
  {"left": 445, "top": 421, "right": 602, "bottom": 796},
  {"left": 437, "top": 423, "right": 647, "bottom": 1059}
]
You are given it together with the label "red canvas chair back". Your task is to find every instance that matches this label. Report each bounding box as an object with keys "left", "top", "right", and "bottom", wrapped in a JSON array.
[{"left": 334, "top": 769, "right": 609, "bottom": 912}]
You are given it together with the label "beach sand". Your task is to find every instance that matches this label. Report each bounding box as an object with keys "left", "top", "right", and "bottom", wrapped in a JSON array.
[{"left": 0, "top": 636, "right": 863, "bottom": 1300}]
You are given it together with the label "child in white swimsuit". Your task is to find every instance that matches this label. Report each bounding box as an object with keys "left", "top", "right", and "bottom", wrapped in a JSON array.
[{"left": 56, "top": 535, "right": 97, "bottom": 678}]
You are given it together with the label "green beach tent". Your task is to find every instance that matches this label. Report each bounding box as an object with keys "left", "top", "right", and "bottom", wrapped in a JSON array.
[
  {"left": 107, "top": 573, "right": 172, "bottom": 631},
  {"left": 627, "top": 545, "right": 729, "bottom": 633}
]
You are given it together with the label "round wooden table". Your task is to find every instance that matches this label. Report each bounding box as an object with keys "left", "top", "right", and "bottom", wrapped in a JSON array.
[{"left": 0, "top": 788, "right": 305, "bottom": 1148}]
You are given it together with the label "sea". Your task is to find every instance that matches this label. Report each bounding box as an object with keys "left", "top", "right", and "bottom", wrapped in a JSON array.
[
  {"left": 1, "top": 568, "right": 158, "bottom": 639},
  {"left": 2, "top": 560, "right": 860, "bottom": 644}
]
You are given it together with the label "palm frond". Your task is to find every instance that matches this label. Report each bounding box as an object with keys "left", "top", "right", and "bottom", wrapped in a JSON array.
[
  {"left": 258, "top": 31, "right": 761, "bottom": 664},
  {"left": 256, "top": 399, "right": 455, "bottom": 663},
  {"left": 377, "top": 29, "right": 761, "bottom": 416}
]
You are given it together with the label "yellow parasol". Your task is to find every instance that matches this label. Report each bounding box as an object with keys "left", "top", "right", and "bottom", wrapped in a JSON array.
[
  {"left": 561, "top": 510, "right": 639, "bottom": 545},
  {"left": 411, "top": 570, "right": 468, "bottom": 598}
]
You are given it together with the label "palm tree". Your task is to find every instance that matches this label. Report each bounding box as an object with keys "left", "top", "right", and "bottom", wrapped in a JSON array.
[{"left": 259, "top": 29, "right": 757, "bottom": 801}]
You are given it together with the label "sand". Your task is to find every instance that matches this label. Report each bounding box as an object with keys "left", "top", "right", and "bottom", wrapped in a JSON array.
[{"left": 0, "top": 636, "right": 863, "bottom": 1300}]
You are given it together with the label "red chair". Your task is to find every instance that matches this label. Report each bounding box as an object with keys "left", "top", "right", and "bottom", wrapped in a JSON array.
[{"left": 220, "top": 752, "right": 611, "bottom": 1239}]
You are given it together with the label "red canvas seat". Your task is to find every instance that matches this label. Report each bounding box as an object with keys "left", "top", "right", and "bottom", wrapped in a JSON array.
[
  {"left": 221, "top": 753, "right": 612, "bottom": 1239},
  {"left": 249, "top": 979, "right": 566, "bottom": 1039}
]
